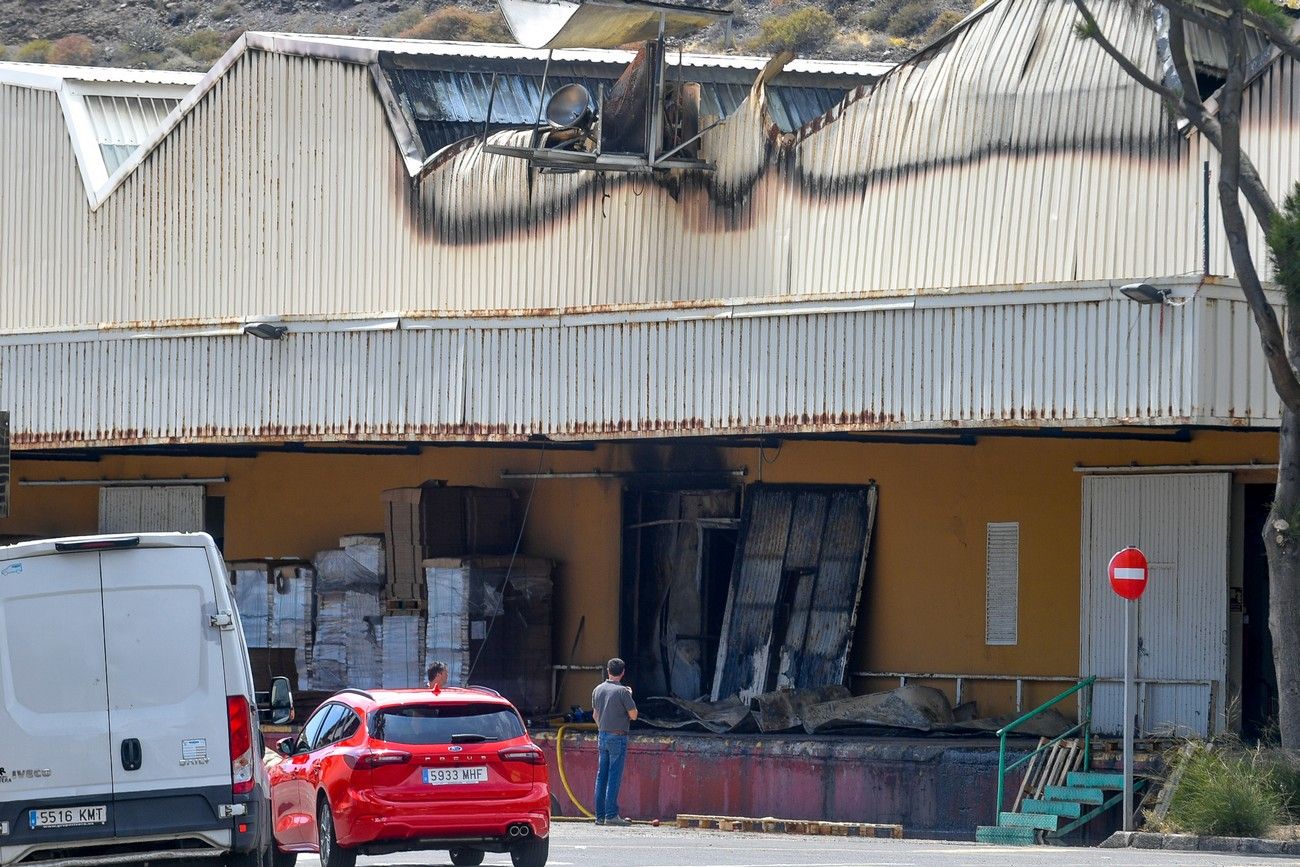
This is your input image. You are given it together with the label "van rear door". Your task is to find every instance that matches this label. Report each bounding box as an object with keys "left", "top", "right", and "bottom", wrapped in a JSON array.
[
  {"left": 99, "top": 545, "right": 233, "bottom": 837},
  {"left": 0, "top": 550, "right": 116, "bottom": 846}
]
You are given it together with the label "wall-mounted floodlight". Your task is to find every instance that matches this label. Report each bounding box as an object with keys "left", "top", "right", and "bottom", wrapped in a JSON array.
[
  {"left": 1119, "top": 283, "right": 1171, "bottom": 305},
  {"left": 243, "top": 322, "right": 288, "bottom": 341}
]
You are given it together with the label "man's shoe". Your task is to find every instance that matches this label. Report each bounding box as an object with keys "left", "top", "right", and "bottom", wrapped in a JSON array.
[
  {"left": 594, "top": 817, "right": 605, "bottom": 825},
  {"left": 605, "top": 817, "right": 631, "bottom": 826}
]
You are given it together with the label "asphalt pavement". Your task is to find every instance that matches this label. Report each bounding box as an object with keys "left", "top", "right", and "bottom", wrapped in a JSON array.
[{"left": 291, "top": 823, "right": 1299, "bottom": 867}]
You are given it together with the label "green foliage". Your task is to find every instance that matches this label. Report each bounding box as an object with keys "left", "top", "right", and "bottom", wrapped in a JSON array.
[
  {"left": 1267, "top": 184, "right": 1300, "bottom": 305},
  {"left": 1245, "top": 0, "right": 1290, "bottom": 30},
  {"left": 398, "top": 7, "right": 512, "bottom": 42},
  {"left": 1260, "top": 749, "right": 1300, "bottom": 819},
  {"left": 1072, "top": 16, "right": 1100, "bottom": 41},
  {"left": 1164, "top": 745, "right": 1285, "bottom": 838},
  {"left": 859, "top": 1, "right": 896, "bottom": 32},
  {"left": 212, "top": 1, "right": 241, "bottom": 22},
  {"left": 47, "top": 34, "right": 98, "bottom": 66},
  {"left": 921, "top": 9, "right": 965, "bottom": 43},
  {"left": 16, "top": 39, "right": 52, "bottom": 63},
  {"left": 747, "top": 6, "right": 838, "bottom": 53},
  {"left": 166, "top": 2, "right": 202, "bottom": 26},
  {"left": 887, "top": 0, "right": 934, "bottom": 37},
  {"left": 176, "top": 29, "right": 228, "bottom": 64},
  {"left": 381, "top": 7, "right": 428, "bottom": 38}
]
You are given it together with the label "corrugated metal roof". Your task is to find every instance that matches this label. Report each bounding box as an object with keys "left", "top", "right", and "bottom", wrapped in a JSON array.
[
  {"left": 249, "top": 33, "right": 892, "bottom": 77},
  {"left": 0, "top": 62, "right": 202, "bottom": 91},
  {"left": 0, "top": 282, "right": 1279, "bottom": 449}
]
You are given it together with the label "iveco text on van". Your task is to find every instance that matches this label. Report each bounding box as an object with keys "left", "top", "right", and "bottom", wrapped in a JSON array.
[{"left": 0, "top": 533, "right": 286, "bottom": 867}]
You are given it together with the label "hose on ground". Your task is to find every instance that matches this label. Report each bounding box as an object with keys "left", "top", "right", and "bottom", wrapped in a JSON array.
[{"left": 555, "top": 724, "right": 596, "bottom": 819}]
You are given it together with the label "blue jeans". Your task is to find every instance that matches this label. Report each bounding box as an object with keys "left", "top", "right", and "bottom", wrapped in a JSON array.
[{"left": 594, "top": 731, "right": 628, "bottom": 820}]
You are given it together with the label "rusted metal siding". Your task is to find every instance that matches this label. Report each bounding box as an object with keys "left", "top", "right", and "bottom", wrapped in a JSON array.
[
  {"left": 0, "top": 286, "right": 1270, "bottom": 448},
  {"left": 0, "top": 0, "right": 1283, "bottom": 335}
]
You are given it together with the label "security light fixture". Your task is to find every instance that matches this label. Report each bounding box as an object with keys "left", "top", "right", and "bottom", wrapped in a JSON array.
[
  {"left": 1119, "top": 283, "right": 1171, "bottom": 305},
  {"left": 243, "top": 322, "right": 288, "bottom": 341},
  {"left": 545, "top": 83, "right": 594, "bottom": 129}
]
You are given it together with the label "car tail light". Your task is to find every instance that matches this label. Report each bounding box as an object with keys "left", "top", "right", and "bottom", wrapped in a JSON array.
[
  {"left": 343, "top": 750, "right": 412, "bottom": 770},
  {"left": 498, "top": 746, "right": 546, "bottom": 765},
  {"left": 227, "top": 695, "right": 255, "bottom": 795}
]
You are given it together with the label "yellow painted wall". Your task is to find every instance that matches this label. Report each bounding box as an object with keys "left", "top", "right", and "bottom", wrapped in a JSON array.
[{"left": 0, "top": 429, "right": 1277, "bottom": 714}]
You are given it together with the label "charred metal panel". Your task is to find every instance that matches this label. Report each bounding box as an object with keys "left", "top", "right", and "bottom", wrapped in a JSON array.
[{"left": 711, "top": 484, "right": 877, "bottom": 702}]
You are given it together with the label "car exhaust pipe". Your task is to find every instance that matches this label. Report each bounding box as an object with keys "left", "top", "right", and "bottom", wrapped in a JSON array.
[{"left": 509, "top": 824, "right": 532, "bottom": 838}]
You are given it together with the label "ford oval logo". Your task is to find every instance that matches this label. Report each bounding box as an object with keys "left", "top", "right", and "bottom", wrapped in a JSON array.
[{"left": 448, "top": 746, "right": 463, "bottom": 752}]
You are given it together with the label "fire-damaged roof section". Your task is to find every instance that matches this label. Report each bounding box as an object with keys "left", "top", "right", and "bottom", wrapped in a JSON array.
[{"left": 377, "top": 49, "right": 869, "bottom": 158}]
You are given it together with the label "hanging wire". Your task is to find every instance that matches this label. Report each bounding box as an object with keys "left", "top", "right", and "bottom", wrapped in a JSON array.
[{"left": 467, "top": 443, "right": 547, "bottom": 680}]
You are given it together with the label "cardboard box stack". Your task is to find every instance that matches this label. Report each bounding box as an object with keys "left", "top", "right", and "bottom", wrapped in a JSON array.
[
  {"left": 382, "top": 483, "right": 519, "bottom": 606},
  {"left": 423, "top": 556, "right": 553, "bottom": 716}
]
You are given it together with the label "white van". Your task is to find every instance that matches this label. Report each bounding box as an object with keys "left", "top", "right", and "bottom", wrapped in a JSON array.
[{"left": 0, "top": 533, "right": 291, "bottom": 867}]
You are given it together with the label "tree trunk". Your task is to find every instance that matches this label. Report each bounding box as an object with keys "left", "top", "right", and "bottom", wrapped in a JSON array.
[{"left": 1265, "top": 408, "right": 1300, "bottom": 747}]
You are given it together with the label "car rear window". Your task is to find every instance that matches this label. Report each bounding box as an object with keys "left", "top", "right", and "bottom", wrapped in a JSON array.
[{"left": 372, "top": 703, "right": 525, "bottom": 745}]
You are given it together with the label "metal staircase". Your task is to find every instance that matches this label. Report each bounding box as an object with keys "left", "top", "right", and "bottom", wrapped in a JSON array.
[
  {"left": 975, "top": 677, "right": 1142, "bottom": 845},
  {"left": 977, "top": 769, "right": 1146, "bottom": 844}
]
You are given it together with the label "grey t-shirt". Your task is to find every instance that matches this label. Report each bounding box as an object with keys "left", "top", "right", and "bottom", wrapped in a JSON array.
[{"left": 592, "top": 679, "right": 636, "bottom": 733}]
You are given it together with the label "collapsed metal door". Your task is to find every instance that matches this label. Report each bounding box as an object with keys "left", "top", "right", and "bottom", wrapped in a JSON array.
[
  {"left": 711, "top": 484, "right": 878, "bottom": 702},
  {"left": 1080, "top": 473, "right": 1230, "bottom": 738}
]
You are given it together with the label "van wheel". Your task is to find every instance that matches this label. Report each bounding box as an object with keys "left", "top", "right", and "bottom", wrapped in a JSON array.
[
  {"left": 450, "top": 849, "right": 485, "bottom": 866},
  {"left": 317, "top": 801, "right": 356, "bottom": 867},
  {"left": 271, "top": 847, "right": 297, "bottom": 867},
  {"left": 510, "top": 836, "right": 548, "bottom": 867}
]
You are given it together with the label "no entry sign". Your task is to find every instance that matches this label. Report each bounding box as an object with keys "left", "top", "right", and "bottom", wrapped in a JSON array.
[{"left": 1108, "top": 546, "right": 1149, "bottom": 600}]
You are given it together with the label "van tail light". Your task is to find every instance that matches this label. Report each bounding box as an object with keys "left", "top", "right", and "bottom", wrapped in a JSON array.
[
  {"left": 343, "top": 750, "right": 412, "bottom": 770},
  {"left": 227, "top": 695, "right": 255, "bottom": 795}
]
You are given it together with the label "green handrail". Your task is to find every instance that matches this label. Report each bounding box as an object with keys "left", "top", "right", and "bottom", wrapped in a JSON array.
[{"left": 994, "top": 676, "right": 1095, "bottom": 819}]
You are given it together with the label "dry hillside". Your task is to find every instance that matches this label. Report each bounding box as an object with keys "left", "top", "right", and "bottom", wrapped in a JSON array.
[{"left": 0, "top": 0, "right": 974, "bottom": 69}]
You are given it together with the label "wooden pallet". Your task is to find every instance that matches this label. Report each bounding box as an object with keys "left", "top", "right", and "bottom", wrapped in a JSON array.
[
  {"left": 385, "top": 598, "right": 427, "bottom": 613},
  {"left": 675, "top": 814, "right": 903, "bottom": 838}
]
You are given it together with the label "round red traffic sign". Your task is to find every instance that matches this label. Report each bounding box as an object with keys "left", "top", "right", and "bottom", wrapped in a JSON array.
[{"left": 1108, "top": 547, "right": 1149, "bottom": 600}]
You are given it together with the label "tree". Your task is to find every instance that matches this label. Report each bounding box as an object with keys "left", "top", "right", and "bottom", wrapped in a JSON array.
[{"left": 1075, "top": 0, "right": 1300, "bottom": 744}]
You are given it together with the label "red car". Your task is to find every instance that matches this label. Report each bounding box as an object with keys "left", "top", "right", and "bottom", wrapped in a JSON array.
[{"left": 268, "top": 687, "right": 551, "bottom": 867}]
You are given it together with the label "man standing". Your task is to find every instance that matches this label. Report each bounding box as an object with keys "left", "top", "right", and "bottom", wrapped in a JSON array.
[
  {"left": 591, "top": 657, "right": 637, "bottom": 826},
  {"left": 427, "top": 661, "right": 448, "bottom": 692}
]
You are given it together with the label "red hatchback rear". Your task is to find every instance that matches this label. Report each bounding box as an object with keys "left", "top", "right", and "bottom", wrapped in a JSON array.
[{"left": 268, "top": 688, "right": 550, "bottom": 867}]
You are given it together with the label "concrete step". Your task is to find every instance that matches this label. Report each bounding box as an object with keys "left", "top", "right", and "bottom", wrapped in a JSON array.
[
  {"left": 1067, "top": 771, "right": 1125, "bottom": 789},
  {"left": 998, "top": 811, "right": 1059, "bottom": 831},
  {"left": 975, "top": 825, "right": 1039, "bottom": 845},
  {"left": 1021, "top": 798, "right": 1083, "bottom": 818},
  {"left": 1043, "top": 785, "right": 1105, "bottom": 805}
]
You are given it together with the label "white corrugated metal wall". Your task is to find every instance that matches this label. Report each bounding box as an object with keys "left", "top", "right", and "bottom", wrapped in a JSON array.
[
  {"left": 1080, "top": 473, "right": 1230, "bottom": 738},
  {"left": 0, "top": 288, "right": 1245, "bottom": 447},
  {"left": 1, "top": 0, "right": 1286, "bottom": 336}
]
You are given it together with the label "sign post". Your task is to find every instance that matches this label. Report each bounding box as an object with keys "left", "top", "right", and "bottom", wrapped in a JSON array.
[{"left": 1108, "top": 546, "right": 1149, "bottom": 832}]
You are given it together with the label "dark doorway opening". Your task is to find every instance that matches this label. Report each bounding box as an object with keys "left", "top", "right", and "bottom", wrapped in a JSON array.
[
  {"left": 619, "top": 488, "right": 741, "bottom": 699},
  {"left": 1242, "top": 483, "right": 1278, "bottom": 743}
]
